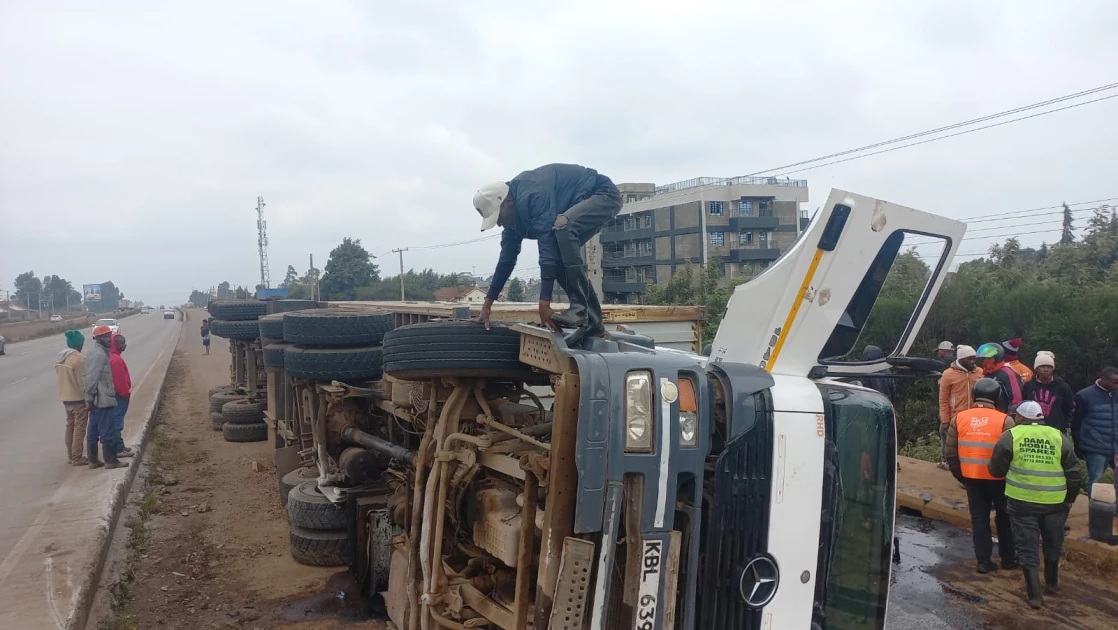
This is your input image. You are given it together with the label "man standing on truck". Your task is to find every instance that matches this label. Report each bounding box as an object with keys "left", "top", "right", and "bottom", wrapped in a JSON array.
[
  {"left": 945, "top": 378, "right": 1018, "bottom": 573},
  {"left": 472, "top": 163, "right": 622, "bottom": 337},
  {"left": 989, "top": 400, "right": 1082, "bottom": 609},
  {"left": 83, "top": 325, "right": 125, "bottom": 469}
]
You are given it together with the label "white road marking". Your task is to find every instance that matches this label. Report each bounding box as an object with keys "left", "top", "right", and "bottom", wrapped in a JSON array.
[{"left": 4, "top": 377, "right": 27, "bottom": 387}]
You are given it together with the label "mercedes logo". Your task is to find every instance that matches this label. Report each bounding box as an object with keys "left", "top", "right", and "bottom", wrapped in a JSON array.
[{"left": 739, "top": 556, "right": 780, "bottom": 608}]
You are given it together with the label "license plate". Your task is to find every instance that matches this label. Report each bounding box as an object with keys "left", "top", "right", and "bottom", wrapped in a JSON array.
[{"left": 634, "top": 539, "right": 663, "bottom": 630}]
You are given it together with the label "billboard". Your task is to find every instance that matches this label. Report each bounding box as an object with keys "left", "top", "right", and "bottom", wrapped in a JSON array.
[{"left": 83, "top": 284, "right": 102, "bottom": 302}]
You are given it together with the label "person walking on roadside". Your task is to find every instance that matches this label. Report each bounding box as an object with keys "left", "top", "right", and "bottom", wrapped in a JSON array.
[
  {"left": 988, "top": 400, "right": 1082, "bottom": 609},
  {"left": 55, "top": 329, "right": 89, "bottom": 466},
  {"left": 1022, "top": 351, "right": 1074, "bottom": 433},
  {"left": 109, "top": 333, "right": 135, "bottom": 458},
  {"left": 200, "top": 318, "right": 211, "bottom": 355},
  {"left": 945, "top": 378, "right": 1019, "bottom": 573},
  {"left": 976, "top": 343, "right": 1023, "bottom": 413},
  {"left": 936, "top": 340, "right": 955, "bottom": 366},
  {"left": 82, "top": 325, "right": 125, "bottom": 469},
  {"left": 472, "top": 164, "right": 622, "bottom": 338},
  {"left": 1071, "top": 366, "right": 1118, "bottom": 497},
  {"left": 938, "top": 345, "right": 982, "bottom": 469},
  {"left": 1002, "top": 338, "right": 1034, "bottom": 383}
]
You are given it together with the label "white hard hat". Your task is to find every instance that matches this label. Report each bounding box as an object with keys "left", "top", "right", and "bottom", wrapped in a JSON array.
[
  {"left": 473, "top": 181, "right": 509, "bottom": 232},
  {"left": 938, "top": 340, "right": 954, "bottom": 351},
  {"left": 1015, "top": 400, "right": 1045, "bottom": 421}
]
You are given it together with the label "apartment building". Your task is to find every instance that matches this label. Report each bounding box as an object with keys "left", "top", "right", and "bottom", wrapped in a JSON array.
[{"left": 597, "top": 176, "right": 810, "bottom": 304}]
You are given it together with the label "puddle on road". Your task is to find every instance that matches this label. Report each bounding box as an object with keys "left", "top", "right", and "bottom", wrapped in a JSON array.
[{"left": 251, "top": 570, "right": 389, "bottom": 626}]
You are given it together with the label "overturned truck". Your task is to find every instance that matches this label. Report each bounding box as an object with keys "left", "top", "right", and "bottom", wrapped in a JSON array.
[{"left": 265, "top": 190, "right": 966, "bottom": 630}]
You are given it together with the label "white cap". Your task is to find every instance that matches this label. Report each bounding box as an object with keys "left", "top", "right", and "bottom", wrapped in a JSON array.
[
  {"left": 956, "top": 344, "right": 976, "bottom": 360},
  {"left": 1016, "top": 400, "right": 1045, "bottom": 420},
  {"left": 1034, "top": 350, "right": 1055, "bottom": 369},
  {"left": 938, "top": 340, "right": 954, "bottom": 351},
  {"left": 473, "top": 181, "right": 509, "bottom": 231}
]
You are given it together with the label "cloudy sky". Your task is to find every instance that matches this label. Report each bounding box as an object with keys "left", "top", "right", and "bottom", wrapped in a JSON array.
[{"left": 2, "top": 0, "right": 1116, "bottom": 307}]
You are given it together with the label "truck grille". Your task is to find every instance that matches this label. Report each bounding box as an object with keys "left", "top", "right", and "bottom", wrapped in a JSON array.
[{"left": 699, "top": 415, "right": 773, "bottom": 629}]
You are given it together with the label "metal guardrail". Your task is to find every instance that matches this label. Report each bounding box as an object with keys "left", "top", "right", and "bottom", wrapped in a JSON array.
[{"left": 654, "top": 176, "right": 807, "bottom": 195}]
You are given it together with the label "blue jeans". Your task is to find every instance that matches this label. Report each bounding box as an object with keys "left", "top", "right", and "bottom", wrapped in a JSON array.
[
  {"left": 87, "top": 406, "right": 116, "bottom": 453},
  {"left": 1085, "top": 453, "right": 1115, "bottom": 498},
  {"left": 113, "top": 395, "right": 130, "bottom": 453}
]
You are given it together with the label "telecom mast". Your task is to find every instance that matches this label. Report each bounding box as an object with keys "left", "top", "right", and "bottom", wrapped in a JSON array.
[{"left": 256, "top": 196, "right": 270, "bottom": 289}]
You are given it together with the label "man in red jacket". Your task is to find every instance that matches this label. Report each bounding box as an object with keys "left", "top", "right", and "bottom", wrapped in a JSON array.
[{"left": 109, "top": 334, "right": 135, "bottom": 458}]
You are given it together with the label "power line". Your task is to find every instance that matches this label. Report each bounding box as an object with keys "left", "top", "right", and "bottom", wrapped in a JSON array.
[
  {"left": 964, "top": 197, "right": 1118, "bottom": 223},
  {"left": 759, "top": 93, "right": 1118, "bottom": 177}
]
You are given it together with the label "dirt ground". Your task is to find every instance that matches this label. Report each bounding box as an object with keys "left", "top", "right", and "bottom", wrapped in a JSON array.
[{"left": 92, "top": 322, "right": 387, "bottom": 630}]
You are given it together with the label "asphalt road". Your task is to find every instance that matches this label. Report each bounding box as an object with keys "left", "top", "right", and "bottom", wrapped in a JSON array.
[{"left": 0, "top": 313, "right": 179, "bottom": 559}]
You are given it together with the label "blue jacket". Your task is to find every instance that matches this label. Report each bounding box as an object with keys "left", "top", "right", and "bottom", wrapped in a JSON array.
[
  {"left": 489, "top": 164, "right": 615, "bottom": 301},
  {"left": 1071, "top": 383, "right": 1117, "bottom": 456}
]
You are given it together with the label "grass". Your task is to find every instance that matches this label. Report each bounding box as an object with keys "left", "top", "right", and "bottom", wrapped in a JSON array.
[
  {"left": 900, "top": 431, "right": 942, "bottom": 463},
  {"left": 97, "top": 429, "right": 165, "bottom": 630}
]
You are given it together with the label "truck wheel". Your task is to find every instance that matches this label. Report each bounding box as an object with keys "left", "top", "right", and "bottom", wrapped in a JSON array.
[
  {"left": 280, "top": 468, "right": 316, "bottom": 507},
  {"left": 210, "top": 391, "right": 247, "bottom": 413},
  {"left": 208, "top": 385, "right": 234, "bottom": 397},
  {"left": 257, "top": 313, "right": 286, "bottom": 339},
  {"left": 382, "top": 321, "right": 529, "bottom": 380},
  {"left": 207, "top": 299, "right": 267, "bottom": 321},
  {"left": 208, "top": 319, "right": 260, "bottom": 341},
  {"left": 210, "top": 412, "right": 225, "bottom": 431},
  {"left": 263, "top": 343, "right": 290, "bottom": 369},
  {"left": 286, "top": 480, "right": 348, "bottom": 530},
  {"left": 223, "top": 421, "right": 268, "bottom": 443},
  {"left": 221, "top": 398, "right": 267, "bottom": 425},
  {"left": 289, "top": 526, "right": 351, "bottom": 567},
  {"left": 283, "top": 346, "right": 383, "bottom": 382},
  {"left": 282, "top": 308, "right": 394, "bottom": 347}
]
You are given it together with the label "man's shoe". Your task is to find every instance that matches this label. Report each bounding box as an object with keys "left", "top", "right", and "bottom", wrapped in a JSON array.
[
  {"left": 1023, "top": 568, "right": 1044, "bottom": 609},
  {"left": 71, "top": 457, "right": 89, "bottom": 466},
  {"left": 118, "top": 447, "right": 135, "bottom": 458},
  {"left": 1001, "top": 559, "right": 1020, "bottom": 571},
  {"left": 1044, "top": 563, "right": 1059, "bottom": 595},
  {"left": 103, "top": 446, "right": 127, "bottom": 470},
  {"left": 87, "top": 443, "right": 104, "bottom": 469},
  {"left": 976, "top": 560, "right": 998, "bottom": 574},
  {"left": 551, "top": 265, "right": 590, "bottom": 329}
]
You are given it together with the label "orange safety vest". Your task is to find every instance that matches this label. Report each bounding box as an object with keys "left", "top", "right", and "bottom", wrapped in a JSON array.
[{"left": 955, "top": 407, "right": 1008, "bottom": 480}]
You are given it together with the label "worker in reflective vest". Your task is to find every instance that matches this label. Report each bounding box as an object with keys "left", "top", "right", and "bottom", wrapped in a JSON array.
[
  {"left": 988, "top": 400, "right": 1083, "bottom": 610},
  {"left": 946, "top": 378, "right": 1018, "bottom": 573}
]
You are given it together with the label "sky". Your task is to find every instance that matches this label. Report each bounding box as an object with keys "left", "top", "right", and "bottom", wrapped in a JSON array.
[{"left": 1, "top": 0, "right": 1116, "bottom": 307}]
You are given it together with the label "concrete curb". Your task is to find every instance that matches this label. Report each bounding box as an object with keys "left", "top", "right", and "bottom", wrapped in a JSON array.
[{"left": 68, "top": 317, "right": 185, "bottom": 630}]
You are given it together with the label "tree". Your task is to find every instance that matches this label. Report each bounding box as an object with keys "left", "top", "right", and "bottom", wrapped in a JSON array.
[
  {"left": 1060, "top": 202, "right": 1075, "bottom": 245},
  {"left": 100, "top": 281, "right": 121, "bottom": 310},
  {"left": 42, "top": 275, "right": 80, "bottom": 311},
  {"left": 217, "top": 281, "right": 233, "bottom": 300},
  {"left": 188, "top": 289, "right": 210, "bottom": 307},
  {"left": 282, "top": 265, "right": 299, "bottom": 287},
  {"left": 508, "top": 278, "right": 526, "bottom": 302},
  {"left": 319, "top": 238, "right": 379, "bottom": 300},
  {"left": 643, "top": 259, "right": 743, "bottom": 345},
  {"left": 13, "top": 271, "right": 42, "bottom": 307}
]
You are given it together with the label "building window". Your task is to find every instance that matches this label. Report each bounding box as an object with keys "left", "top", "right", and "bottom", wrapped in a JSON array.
[
  {"left": 759, "top": 201, "right": 773, "bottom": 217},
  {"left": 708, "top": 201, "right": 724, "bottom": 216},
  {"left": 643, "top": 213, "right": 652, "bottom": 228},
  {"left": 710, "top": 231, "right": 725, "bottom": 246},
  {"left": 739, "top": 230, "right": 753, "bottom": 244},
  {"left": 739, "top": 199, "right": 753, "bottom": 216},
  {"left": 759, "top": 231, "right": 769, "bottom": 247}
]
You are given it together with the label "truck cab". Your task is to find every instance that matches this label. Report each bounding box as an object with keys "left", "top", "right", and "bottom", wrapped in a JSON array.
[{"left": 270, "top": 189, "right": 964, "bottom": 630}]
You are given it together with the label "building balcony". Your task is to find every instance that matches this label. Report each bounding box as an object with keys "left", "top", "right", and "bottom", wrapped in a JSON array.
[
  {"left": 602, "top": 280, "right": 648, "bottom": 294},
  {"left": 602, "top": 255, "right": 656, "bottom": 268},
  {"left": 600, "top": 226, "right": 656, "bottom": 243},
  {"left": 727, "top": 216, "right": 780, "bottom": 231},
  {"left": 727, "top": 247, "right": 781, "bottom": 262}
]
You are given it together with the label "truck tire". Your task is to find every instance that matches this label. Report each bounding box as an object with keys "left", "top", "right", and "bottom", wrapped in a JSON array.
[
  {"left": 280, "top": 468, "right": 317, "bottom": 507},
  {"left": 223, "top": 421, "right": 268, "bottom": 443},
  {"left": 221, "top": 398, "right": 266, "bottom": 425},
  {"left": 207, "top": 299, "right": 266, "bottom": 321},
  {"left": 210, "top": 391, "right": 247, "bottom": 413},
  {"left": 210, "top": 412, "right": 225, "bottom": 431},
  {"left": 282, "top": 308, "right": 394, "bottom": 347},
  {"left": 382, "top": 321, "right": 530, "bottom": 380},
  {"left": 208, "top": 385, "right": 234, "bottom": 397},
  {"left": 289, "top": 526, "right": 351, "bottom": 567},
  {"left": 284, "top": 346, "right": 383, "bottom": 382},
  {"left": 286, "top": 480, "right": 347, "bottom": 530},
  {"left": 263, "top": 342, "right": 290, "bottom": 369},
  {"left": 258, "top": 313, "right": 286, "bottom": 339},
  {"left": 208, "top": 319, "right": 260, "bottom": 341}
]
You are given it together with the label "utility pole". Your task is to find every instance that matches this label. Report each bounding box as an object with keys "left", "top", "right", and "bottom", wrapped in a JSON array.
[
  {"left": 309, "top": 254, "right": 317, "bottom": 301},
  {"left": 392, "top": 248, "right": 408, "bottom": 301},
  {"left": 256, "top": 196, "right": 270, "bottom": 289}
]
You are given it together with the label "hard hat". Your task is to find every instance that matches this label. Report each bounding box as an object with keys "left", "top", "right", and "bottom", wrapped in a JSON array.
[
  {"left": 938, "top": 340, "right": 954, "bottom": 351},
  {"left": 976, "top": 343, "right": 1004, "bottom": 362},
  {"left": 972, "top": 378, "right": 1002, "bottom": 404},
  {"left": 93, "top": 325, "right": 112, "bottom": 337},
  {"left": 1015, "top": 400, "right": 1045, "bottom": 420},
  {"left": 473, "top": 181, "right": 509, "bottom": 232}
]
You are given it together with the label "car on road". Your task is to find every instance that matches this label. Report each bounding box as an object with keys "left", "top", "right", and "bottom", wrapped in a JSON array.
[
  {"left": 163, "top": 310, "right": 175, "bottom": 320},
  {"left": 141, "top": 307, "right": 151, "bottom": 314},
  {"left": 49, "top": 314, "right": 63, "bottom": 322},
  {"left": 0, "top": 335, "right": 5, "bottom": 355},
  {"left": 94, "top": 318, "right": 121, "bottom": 334}
]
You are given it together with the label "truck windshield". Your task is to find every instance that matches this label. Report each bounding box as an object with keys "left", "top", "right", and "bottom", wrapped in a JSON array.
[{"left": 812, "top": 384, "right": 896, "bottom": 629}]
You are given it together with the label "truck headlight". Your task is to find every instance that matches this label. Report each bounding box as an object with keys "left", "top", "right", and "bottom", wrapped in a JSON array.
[
  {"left": 625, "top": 371, "right": 653, "bottom": 452},
  {"left": 679, "top": 412, "right": 697, "bottom": 447}
]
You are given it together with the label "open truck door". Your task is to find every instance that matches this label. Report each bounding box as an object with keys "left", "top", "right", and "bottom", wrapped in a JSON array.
[{"left": 710, "top": 189, "right": 967, "bottom": 378}]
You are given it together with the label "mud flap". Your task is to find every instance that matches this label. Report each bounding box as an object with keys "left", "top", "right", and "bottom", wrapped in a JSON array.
[{"left": 549, "top": 537, "right": 596, "bottom": 630}]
